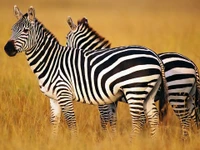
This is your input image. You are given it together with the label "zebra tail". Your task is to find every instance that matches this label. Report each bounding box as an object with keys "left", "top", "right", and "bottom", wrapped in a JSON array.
[{"left": 158, "top": 58, "right": 169, "bottom": 124}]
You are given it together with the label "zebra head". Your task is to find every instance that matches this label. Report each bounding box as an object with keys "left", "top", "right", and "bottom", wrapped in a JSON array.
[
  {"left": 4, "top": 5, "right": 36, "bottom": 57},
  {"left": 66, "top": 17, "right": 111, "bottom": 50}
]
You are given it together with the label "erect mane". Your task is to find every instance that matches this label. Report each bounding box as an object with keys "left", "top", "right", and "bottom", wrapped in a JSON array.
[
  {"left": 77, "top": 18, "right": 111, "bottom": 47},
  {"left": 23, "top": 13, "right": 59, "bottom": 42}
]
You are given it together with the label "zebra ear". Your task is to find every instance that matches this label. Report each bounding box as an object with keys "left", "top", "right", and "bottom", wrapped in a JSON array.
[
  {"left": 13, "top": 5, "right": 23, "bottom": 20},
  {"left": 67, "top": 16, "right": 77, "bottom": 30},
  {"left": 83, "top": 17, "right": 88, "bottom": 24},
  {"left": 78, "top": 17, "right": 88, "bottom": 25},
  {"left": 28, "top": 6, "right": 35, "bottom": 22}
]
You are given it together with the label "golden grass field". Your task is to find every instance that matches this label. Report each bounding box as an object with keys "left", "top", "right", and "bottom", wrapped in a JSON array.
[{"left": 0, "top": 0, "right": 200, "bottom": 149}]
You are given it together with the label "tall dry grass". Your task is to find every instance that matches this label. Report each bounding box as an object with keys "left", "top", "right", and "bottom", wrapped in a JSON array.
[{"left": 0, "top": 0, "right": 200, "bottom": 149}]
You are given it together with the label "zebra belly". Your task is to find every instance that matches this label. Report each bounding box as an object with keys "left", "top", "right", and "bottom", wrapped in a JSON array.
[{"left": 73, "top": 90, "right": 123, "bottom": 105}]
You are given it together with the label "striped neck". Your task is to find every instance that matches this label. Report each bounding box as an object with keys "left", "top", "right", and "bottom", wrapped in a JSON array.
[
  {"left": 67, "top": 22, "right": 111, "bottom": 50},
  {"left": 25, "top": 20, "right": 65, "bottom": 78}
]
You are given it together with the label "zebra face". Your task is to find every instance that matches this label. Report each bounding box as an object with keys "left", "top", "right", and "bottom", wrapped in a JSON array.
[
  {"left": 66, "top": 17, "right": 88, "bottom": 48},
  {"left": 4, "top": 6, "right": 36, "bottom": 57}
]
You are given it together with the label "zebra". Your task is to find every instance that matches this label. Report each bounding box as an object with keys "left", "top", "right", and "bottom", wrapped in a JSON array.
[
  {"left": 4, "top": 5, "right": 168, "bottom": 138},
  {"left": 67, "top": 17, "right": 118, "bottom": 132},
  {"left": 66, "top": 17, "right": 200, "bottom": 138},
  {"left": 66, "top": 17, "right": 168, "bottom": 131}
]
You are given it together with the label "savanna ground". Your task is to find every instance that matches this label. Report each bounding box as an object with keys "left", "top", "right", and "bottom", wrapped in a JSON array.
[{"left": 0, "top": 0, "right": 200, "bottom": 149}]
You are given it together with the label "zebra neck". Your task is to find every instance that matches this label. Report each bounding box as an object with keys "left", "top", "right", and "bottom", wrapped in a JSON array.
[{"left": 25, "top": 31, "right": 63, "bottom": 79}]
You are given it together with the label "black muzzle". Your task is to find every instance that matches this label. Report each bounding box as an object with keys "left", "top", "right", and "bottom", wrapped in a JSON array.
[{"left": 4, "top": 40, "right": 17, "bottom": 57}]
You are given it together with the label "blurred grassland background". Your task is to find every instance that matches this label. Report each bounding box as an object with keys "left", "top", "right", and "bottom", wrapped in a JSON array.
[{"left": 0, "top": 0, "right": 200, "bottom": 149}]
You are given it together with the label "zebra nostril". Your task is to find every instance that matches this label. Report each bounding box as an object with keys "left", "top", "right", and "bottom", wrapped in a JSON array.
[{"left": 4, "top": 40, "right": 17, "bottom": 57}]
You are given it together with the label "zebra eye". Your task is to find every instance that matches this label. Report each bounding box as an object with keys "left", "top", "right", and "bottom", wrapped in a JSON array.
[{"left": 23, "top": 28, "right": 29, "bottom": 33}]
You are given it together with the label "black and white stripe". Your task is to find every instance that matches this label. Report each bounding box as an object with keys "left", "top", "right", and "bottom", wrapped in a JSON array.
[
  {"left": 66, "top": 17, "right": 200, "bottom": 138},
  {"left": 4, "top": 6, "right": 167, "bottom": 138}
]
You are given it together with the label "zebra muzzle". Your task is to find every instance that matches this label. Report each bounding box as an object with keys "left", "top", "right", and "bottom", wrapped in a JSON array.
[{"left": 4, "top": 40, "right": 17, "bottom": 57}]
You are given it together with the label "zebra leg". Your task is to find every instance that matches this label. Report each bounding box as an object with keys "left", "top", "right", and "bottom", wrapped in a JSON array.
[
  {"left": 187, "top": 96, "right": 197, "bottom": 131},
  {"left": 144, "top": 100, "right": 159, "bottom": 137},
  {"left": 109, "top": 102, "right": 118, "bottom": 133},
  {"left": 50, "top": 98, "right": 61, "bottom": 138},
  {"left": 58, "top": 94, "right": 77, "bottom": 136},
  {"left": 144, "top": 77, "right": 161, "bottom": 137},
  {"left": 98, "top": 102, "right": 118, "bottom": 137},
  {"left": 98, "top": 102, "right": 118, "bottom": 133},
  {"left": 63, "top": 102, "right": 77, "bottom": 136},
  {"left": 187, "top": 84, "right": 198, "bottom": 130},
  {"left": 127, "top": 98, "right": 145, "bottom": 138},
  {"left": 98, "top": 105, "right": 111, "bottom": 131},
  {"left": 170, "top": 98, "right": 190, "bottom": 139},
  {"left": 123, "top": 88, "right": 146, "bottom": 138}
]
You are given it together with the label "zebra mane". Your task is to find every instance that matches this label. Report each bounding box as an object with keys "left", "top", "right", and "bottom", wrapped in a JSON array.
[
  {"left": 23, "top": 13, "right": 59, "bottom": 42},
  {"left": 77, "top": 18, "right": 111, "bottom": 48}
]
